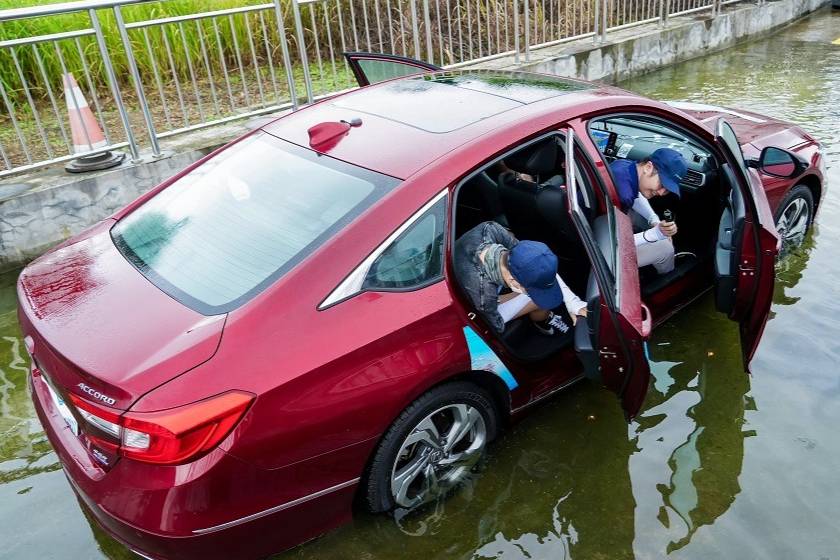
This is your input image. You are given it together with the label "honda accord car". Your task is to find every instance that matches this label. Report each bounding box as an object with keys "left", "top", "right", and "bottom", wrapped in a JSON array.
[{"left": 17, "top": 54, "right": 825, "bottom": 560}]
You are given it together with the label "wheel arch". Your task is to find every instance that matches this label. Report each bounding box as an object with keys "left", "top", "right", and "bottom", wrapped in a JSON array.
[
  {"left": 447, "top": 370, "right": 513, "bottom": 425},
  {"left": 797, "top": 173, "right": 822, "bottom": 212}
]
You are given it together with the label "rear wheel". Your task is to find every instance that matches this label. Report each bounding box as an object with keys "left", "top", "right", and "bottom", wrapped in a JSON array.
[
  {"left": 363, "top": 382, "right": 498, "bottom": 513},
  {"left": 774, "top": 185, "right": 814, "bottom": 259}
]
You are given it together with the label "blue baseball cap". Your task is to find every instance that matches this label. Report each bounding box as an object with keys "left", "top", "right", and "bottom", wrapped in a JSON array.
[
  {"left": 649, "top": 148, "right": 687, "bottom": 197},
  {"left": 508, "top": 241, "right": 564, "bottom": 310}
]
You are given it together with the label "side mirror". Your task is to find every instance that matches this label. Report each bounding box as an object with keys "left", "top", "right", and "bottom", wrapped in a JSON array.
[{"left": 756, "top": 147, "right": 806, "bottom": 178}]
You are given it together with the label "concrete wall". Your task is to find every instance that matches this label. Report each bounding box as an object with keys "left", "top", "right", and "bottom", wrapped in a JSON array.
[
  {"left": 0, "top": 0, "right": 829, "bottom": 272},
  {"left": 476, "top": 0, "right": 829, "bottom": 82},
  {"left": 0, "top": 148, "right": 215, "bottom": 270}
]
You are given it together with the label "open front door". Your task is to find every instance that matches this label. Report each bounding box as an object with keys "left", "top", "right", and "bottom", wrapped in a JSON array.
[
  {"left": 713, "top": 119, "right": 779, "bottom": 371},
  {"left": 565, "top": 129, "right": 652, "bottom": 420},
  {"left": 343, "top": 52, "right": 442, "bottom": 87}
]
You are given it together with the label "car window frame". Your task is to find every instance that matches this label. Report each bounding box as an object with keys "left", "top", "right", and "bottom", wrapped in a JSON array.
[
  {"left": 361, "top": 195, "right": 447, "bottom": 291},
  {"left": 565, "top": 131, "right": 621, "bottom": 312},
  {"left": 343, "top": 52, "right": 443, "bottom": 87},
  {"left": 319, "top": 188, "right": 449, "bottom": 310}
]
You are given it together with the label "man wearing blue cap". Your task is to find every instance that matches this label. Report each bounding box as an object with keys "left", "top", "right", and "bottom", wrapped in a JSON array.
[
  {"left": 610, "top": 148, "right": 688, "bottom": 274},
  {"left": 454, "top": 221, "right": 587, "bottom": 335}
]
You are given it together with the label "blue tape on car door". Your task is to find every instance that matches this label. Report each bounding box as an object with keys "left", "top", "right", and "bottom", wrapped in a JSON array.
[{"left": 462, "top": 326, "right": 518, "bottom": 390}]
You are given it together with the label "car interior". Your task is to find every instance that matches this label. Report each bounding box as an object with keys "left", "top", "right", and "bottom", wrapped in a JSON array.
[
  {"left": 589, "top": 115, "right": 723, "bottom": 296},
  {"left": 453, "top": 134, "right": 604, "bottom": 362},
  {"left": 452, "top": 115, "right": 733, "bottom": 363}
]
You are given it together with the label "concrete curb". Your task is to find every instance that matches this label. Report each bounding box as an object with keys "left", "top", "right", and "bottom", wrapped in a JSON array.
[{"left": 474, "top": 0, "right": 829, "bottom": 82}]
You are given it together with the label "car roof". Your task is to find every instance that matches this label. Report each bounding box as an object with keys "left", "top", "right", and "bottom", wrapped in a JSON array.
[{"left": 262, "top": 69, "right": 637, "bottom": 179}]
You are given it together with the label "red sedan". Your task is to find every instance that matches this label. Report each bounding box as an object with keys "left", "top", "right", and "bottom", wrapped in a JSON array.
[{"left": 17, "top": 54, "right": 825, "bottom": 560}]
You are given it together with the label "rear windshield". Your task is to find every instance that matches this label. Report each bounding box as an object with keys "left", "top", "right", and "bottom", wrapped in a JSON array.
[{"left": 112, "top": 132, "right": 400, "bottom": 314}]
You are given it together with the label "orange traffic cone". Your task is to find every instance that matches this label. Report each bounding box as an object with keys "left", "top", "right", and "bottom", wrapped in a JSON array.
[{"left": 63, "top": 72, "right": 124, "bottom": 173}]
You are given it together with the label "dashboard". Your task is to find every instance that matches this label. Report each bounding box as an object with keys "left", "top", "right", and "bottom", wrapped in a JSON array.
[{"left": 590, "top": 117, "right": 717, "bottom": 193}]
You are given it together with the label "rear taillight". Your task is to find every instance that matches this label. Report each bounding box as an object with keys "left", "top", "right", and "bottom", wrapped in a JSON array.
[{"left": 69, "top": 391, "right": 254, "bottom": 465}]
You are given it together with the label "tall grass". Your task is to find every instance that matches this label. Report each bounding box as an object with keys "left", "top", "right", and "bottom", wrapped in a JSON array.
[
  {"left": 0, "top": 0, "right": 275, "bottom": 103},
  {"left": 0, "top": 0, "right": 611, "bottom": 106}
]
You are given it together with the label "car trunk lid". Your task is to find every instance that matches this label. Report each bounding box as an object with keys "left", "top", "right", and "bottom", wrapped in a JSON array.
[{"left": 18, "top": 221, "right": 225, "bottom": 412}]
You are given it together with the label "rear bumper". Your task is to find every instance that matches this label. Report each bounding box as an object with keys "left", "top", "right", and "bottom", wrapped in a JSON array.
[
  {"left": 63, "top": 467, "right": 357, "bottom": 560},
  {"left": 30, "top": 367, "right": 359, "bottom": 560}
]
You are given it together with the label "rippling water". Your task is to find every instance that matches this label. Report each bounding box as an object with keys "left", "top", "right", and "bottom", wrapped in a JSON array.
[{"left": 1, "top": 8, "right": 839, "bottom": 559}]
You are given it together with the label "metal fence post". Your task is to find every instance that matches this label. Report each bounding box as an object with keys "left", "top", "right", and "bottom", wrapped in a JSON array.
[
  {"left": 422, "top": 0, "right": 434, "bottom": 65},
  {"left": 272, "top": 0, "right": 299, "bottom": 110},
  {"left": 290, "top": 0, "right": 313, "bottom": 104},
  {"left": 113, "top": 6, "right": 161, "bottom": 157},
  {"left": 513, "top": 0, "right": 520, "bottom": 63},
  {"left": 601, "top": 0, "right": 607, "bottom": 42},
  {"left": 594, "top": 0, "right": 600, "bottom": 42},
  {"left": 89, "top": 8, "right": 140, "bottom": 162},
  {"left": 524, "top": 0, "right": 530, "bottom": 61},
  {"left": 409, "top": 0, "right": 422, "bottom": 60},
  {"left": 659, "top": 0, "right": 669, "bottom": 27}
]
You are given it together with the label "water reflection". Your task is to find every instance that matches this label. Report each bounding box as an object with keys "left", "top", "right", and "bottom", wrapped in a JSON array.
[
  {"left": 631, "top": 300, "right": 750, "bottom": 557},
  {"left": 0, "top": 270, "right": 55, "bottom": 487},
  {"left": 774, "top": 226, "right": 818, "bottom": 309}
]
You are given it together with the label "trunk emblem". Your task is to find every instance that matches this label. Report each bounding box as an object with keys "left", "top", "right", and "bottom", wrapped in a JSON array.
[{"left": 77, "top": 383, "right": 116, "bottom": 406}]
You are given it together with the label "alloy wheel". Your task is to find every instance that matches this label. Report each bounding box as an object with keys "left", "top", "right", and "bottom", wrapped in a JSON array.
[
  {"left": 389, "top": 403, "right": 487, "bottom": 509},
  {"left": 776, "top": 197, "right": 810, "bottom": 257}
]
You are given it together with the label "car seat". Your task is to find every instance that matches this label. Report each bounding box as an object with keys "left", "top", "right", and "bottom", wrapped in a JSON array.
[{"left": 497, "top": 139, "right": 587, "bottom": 271}]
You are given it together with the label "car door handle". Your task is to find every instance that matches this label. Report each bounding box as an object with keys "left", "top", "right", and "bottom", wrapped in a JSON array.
[{"left": 640, "top": 303, "right": 652, "bottom": 339}]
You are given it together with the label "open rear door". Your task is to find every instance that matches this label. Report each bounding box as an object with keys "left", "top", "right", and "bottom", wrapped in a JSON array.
[
  {"left": 343, "top": 52, "right": 442, "bottom": 87},
  {"left": 713, "top": 119, "right": 779, "bottom": 371},
  {"left": 565, "top": 129, "right": 652, "bottom": 420}
]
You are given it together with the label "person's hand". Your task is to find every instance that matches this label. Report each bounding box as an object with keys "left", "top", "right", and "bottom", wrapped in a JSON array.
[
  {"left": 570, "top": 307, "right": 588, "bottom": 326},
  {"left": 657, "top": 220, "right": 678, "bottom": 237}
]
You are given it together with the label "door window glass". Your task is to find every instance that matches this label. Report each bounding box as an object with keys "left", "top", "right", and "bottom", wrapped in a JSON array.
[
  {"left": 356, "top": 59, "right": 428, "bottom": 84},
  {"left": 566, "top": 129, "right": 618, "bottom": 310},
  {"left": 363, "top": 196, "right": 446, "bottom": 290}
]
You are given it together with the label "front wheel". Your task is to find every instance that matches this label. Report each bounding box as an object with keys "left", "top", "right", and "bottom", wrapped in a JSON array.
[
  {"left": 774, "top": 184, "right": 814, "bottom": 259},
  {"left": 363, "top": 382, "right": 498, "bottom": 513}
]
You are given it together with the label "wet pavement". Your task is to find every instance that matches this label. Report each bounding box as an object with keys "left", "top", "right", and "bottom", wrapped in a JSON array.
[{"left": 2, "top": 7, "right": 840, "bottom": 559}]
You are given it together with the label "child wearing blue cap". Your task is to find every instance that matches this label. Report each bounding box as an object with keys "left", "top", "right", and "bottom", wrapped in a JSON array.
[{"left": 609, "top": 148, "right": 688, "bottom": 274}]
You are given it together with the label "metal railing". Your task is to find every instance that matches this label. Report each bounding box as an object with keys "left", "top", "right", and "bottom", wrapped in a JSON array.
[{"left": 0, "top": 0, "right": 751, "bottom": 178}]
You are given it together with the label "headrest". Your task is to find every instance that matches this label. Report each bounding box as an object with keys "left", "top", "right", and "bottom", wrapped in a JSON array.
[{"left": 504, "top": 139, "right": 559, "bottom": 175}]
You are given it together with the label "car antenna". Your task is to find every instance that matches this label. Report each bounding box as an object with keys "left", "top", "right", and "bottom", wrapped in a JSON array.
[{"left": 307, "top": 118, "right": 363, "bottom": 153}]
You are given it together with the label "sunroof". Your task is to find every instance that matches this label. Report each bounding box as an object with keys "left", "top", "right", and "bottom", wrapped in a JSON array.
[
  {"left": 332, "top": 70, "right": 591, "bottom": 134},
  {"left": 432, "top": 71, "right": 592, "bottom": 103}
]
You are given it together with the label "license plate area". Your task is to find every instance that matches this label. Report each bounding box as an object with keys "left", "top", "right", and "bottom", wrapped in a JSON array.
[{"left": 39, "top": 366, "right": 80, "bottom": 436}]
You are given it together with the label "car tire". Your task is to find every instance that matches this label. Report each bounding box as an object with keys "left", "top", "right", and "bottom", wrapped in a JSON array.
[
  {"left": 773, "top": 184, "right": 814, "bottom": 258},
  {"left": 363, "top": 382, "right": 499, "bottom": 513}
]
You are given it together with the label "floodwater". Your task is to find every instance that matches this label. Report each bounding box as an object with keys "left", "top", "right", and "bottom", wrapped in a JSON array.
[{"left": 2, "top": 7, "right": 840, "bottom": 560}]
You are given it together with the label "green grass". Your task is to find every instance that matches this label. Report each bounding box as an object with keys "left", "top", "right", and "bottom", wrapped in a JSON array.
[
  {"left": 0, "top": 0, "right": 324, "bottom": 105},
  {"left": 0, "top": 0, "right": 599, "bottom": 105},
  {"left": 0, "top": 0, "right": 601, "bottom": 169}
]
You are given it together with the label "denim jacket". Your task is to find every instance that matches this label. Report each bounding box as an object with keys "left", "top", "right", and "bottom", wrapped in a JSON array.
[{"left": 454, "top": 221, "right": 518, "bottom": 333}]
